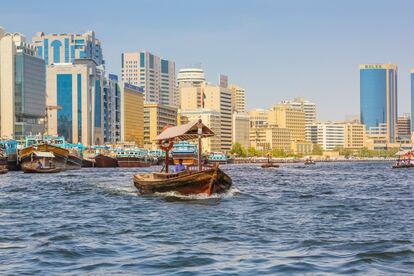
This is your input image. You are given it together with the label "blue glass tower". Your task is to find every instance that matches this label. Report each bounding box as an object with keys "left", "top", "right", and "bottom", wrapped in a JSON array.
[
  {"left": 360, "top": 64, "right": 398, "bottom": 143},
  {"left": 411, "top": 70, "right": 414, "bottom": 133}
]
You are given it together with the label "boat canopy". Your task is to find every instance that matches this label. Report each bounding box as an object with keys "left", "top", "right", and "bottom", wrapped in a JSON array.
[
  {"left": 155, "top": 120, "right": 215, "bottom": 141},
  {"left": 34, "top": 151, "right": 55, "bottom": 158}
]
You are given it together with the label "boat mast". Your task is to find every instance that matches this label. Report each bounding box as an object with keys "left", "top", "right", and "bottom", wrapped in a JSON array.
[{"left": 197, "top": 119, "right": 203, "bottom": 172}]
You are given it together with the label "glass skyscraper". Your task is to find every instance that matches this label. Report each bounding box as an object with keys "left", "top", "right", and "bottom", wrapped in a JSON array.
[
  {"left": 360, "top": 64, "right": 398, "bottom": 143},
  {"left": 411, "top": 70, "right": 414, "bottom": 132}
]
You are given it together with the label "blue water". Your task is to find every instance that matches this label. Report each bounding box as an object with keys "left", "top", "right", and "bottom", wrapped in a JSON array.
[{"left": 0, "top": 162, "right": 413, "bottom": 275}]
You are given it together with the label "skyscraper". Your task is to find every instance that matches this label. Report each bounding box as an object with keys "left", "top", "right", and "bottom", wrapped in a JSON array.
[
  {"left": 0, "top": 28, "right": 46, "bottom": 139},
  {"left": 121, "top": 51, "right": 176, "bottom": 106},
  {"left": 411, "top": 69, "right": 414, "bottom": 132},
  {"left": 228, "top": 84, "right": 246, "bottom": 113},
  {"left": 31, "top": 31, "right": 104, "bottom": 66},
  {"left": 360, "top": 64, "right": 397, "bottom": 143},
  {"left": 103, "top": 74, "right": 121, "bottom": 143}
]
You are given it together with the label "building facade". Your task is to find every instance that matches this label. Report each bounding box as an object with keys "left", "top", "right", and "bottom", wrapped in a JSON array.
[
  {"left": 32, "top": 31, "right": 104, "bottom": 66},
  {"left": 282, "top": 97, "right": 316, "bottom": 142},
  {"left": 265, "top": 126, "right": 291, "bottom": 153},
  {"left": 46, "top": 60, "right": 104, "bottom": 145},
  {"left": 120, "top": 83, "right": 144, "bottom": 146},
  {"left": 0, "top": 28, "right": 46, "bottom": 139},
  {"left": 179, "top": 109, "right": 222, "bottom": 153},
  {"left": 143, "top": 103, "right": 177, "bottom": 149},
  {"left": 360, "top": 64, "right": 397, "bottom": 143},
  {"left": 309, "top": 122, "right": 345, "bottom": 151},
  {"left": 121, "top": 51, "right": 176, "bottom": 106},
  {"left": 344, "top": 122, "right": 366, "bottom": 149},
  {"left": 249, "top": 109, "right": 268, "bottom": 128},
  {"left": 103, "top": 74, "right": 121, "bottom": 143},
  {"left": 228, "top": 84, "right": 246, "bottom": 113},
  {"left": 268, "top": 103, "right": 306, "bottom": 142},
  {"left": 232, "top": 112, "right": 250, "bottom": 148},
  {"left": 397, "top": 115, "right": 411, "bottom": 140}
]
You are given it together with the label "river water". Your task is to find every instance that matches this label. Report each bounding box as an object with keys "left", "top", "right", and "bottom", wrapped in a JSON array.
[{"left": 0, "top": 162, "right": 413, "bottom": 275}]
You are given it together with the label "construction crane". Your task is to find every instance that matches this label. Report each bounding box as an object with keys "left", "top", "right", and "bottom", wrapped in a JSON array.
[{"left": 44, "top": 105, "right": 62, "bottom": 136}]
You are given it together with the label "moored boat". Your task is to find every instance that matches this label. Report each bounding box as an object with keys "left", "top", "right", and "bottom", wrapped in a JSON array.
[
  {"left": 171, "top": 141, "right": 198, "bottom": 166},
  {"left": 19, "top": 143, "right": 68, "bottom": 171},
  {"left": 0, "top": 139, "right": 18, "bottom": 170},
  {"left": 133, "top": 120, "right": 233, "bottom": 196},
  {"left": 0, "top": 167, "right": 8, "bottom": 174},
  {"left": 95, "top": 154, "right": 118, "bottom": 167},
  {"left": 261, "top": 162, "right": 279, "bottom": 168},
  {"left": 81, "top": 158, "right": 95, "bottom": 167},
  {"left": 20, "top": 151, "right": 64, "bottom": 173},
  {"left": 208, "top": 152, "right": 228, "bottom": 164},
  {"left": 116, "top": 148, "right": 151, "bottom": 167},
  {"left": 66, "top": 153, "right": 83, "bottom": 170}
]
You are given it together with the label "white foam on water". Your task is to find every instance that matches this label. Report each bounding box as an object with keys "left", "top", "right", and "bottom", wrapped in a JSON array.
[{"left": 153, "top": 187, "right": 241, "bottom": 200}]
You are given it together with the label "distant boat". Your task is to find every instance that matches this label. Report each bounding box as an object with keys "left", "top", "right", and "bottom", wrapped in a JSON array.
[
  {"left": 261, "top": 163, "right": 279, "bottom": 168},
  {"left": 171, "top": 141, "right": 198, "bottom": 166},
  {"left": 208, "top": 152, "right": 228, "bottom": 164},
  {"left": 95, "top": 154, "right": 118, "bottom": 168},
  {"left": 0, "top": 139, "right": 18, "bottom": 170},
  {"left": 116, "top": 149, "right": 151, "bottom": 168},
  {"left": 19, "top": 143, "right": 69, "bottom": 172}
]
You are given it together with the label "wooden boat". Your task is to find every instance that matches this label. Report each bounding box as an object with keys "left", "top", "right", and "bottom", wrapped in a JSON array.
[
  {"left": 66, "top": 153, "right": 82, "bottom": 170},
  {"left": 261, "top": 162, "right": 279, "bottom": 168},
  {"left": 134, "top": 164, "right": 231, "bottom": 195},
  {"left": 19, "top": 143, "right": 68, "bottom": 171},
  {"left": 305, "top": 160, "right": 315, "bottom": 165},
  {"left": 81, "top": 158, "right": 95, "bottom": 167},
  {"left": 392, "top": 163, "right": 414, "bottom": 169},
  {"left": 20, "top": 151, "right": 63, "bottom": 173},
  {"left": 95, "top": 154, "right": 118, "bottom": 167},
  {"left": 0, "top": 139, "right": 18, "bottom": 170},
  {"left": 0, "top": 166, "right": 8, "bottom": 174},
  {"left": 117, "top": 157, "right": 151, "bottom": 168},
  {"left": 133, "top": 120, "right": 233, "bottom": 196}
]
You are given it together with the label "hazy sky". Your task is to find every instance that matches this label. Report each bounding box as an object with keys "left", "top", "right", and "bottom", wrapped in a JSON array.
[{"left": 2, "top": 0, "right": 414, "bottom": 120}]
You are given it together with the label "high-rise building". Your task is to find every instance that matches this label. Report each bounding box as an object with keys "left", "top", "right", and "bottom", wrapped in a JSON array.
[
  {"left": 46, "top": 60, "right": 104, "bottom": 145},
  {"left": 31, "top": 31, "right": 104, "bottom": 66},
  {"left": 232, "top": 112, "right": 250, "bottom": 148},
  {"left": 360, "top": 64, "right": 397, "bottom": 143},
  {"left": 103, "top": 74, "right": 121, "bottom": 143},
  {"left": 228, "top": 84, "right": 246, "bottom": 113},
  {"left": 268, "top": 103, "right": 306, "bottom": 142},
  {"left": 120, "top": 83, "right": 144, "bottom": 146},
  {"left": 179, "top": 109, "right": 222, "bottom": 153},
  {"left": 397, "top": 114, "right": 411, "bottom": 140},
  {"left": 282, "top": 97, "right": 316, "bottom": 142},
  {"left": 143, "top": 103, "right": 177, "bottom": 149},
  {"left": 0, "top": 28, "right": 46, "bottom": 139},
  {"left": 179, "top": 82, "right": 233, "bottom": 152},
  {"left": 121, "top": 51, "right": 176, "bottom": 106},
  {"left": 265, "top": 126, "right": 291, "bottom": 152},
  {"left": 177, "top": 68, "right": 205, "bottom": 86},
  {"left": 411, "top": 69, "right": 414, "bottom": 132}
]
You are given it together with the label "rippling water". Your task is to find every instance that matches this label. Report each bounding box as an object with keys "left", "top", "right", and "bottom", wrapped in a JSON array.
[{"left": 0, "top": 162, "right": 413, "bottom": 275}]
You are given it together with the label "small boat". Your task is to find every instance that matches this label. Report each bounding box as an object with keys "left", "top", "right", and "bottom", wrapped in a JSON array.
[
  {"left": 304, "top": 157, "right": 316, "bottom": 165},
  {"left": 134, "top": 164, "right": 231, "bottom": 195},
  {"left": 19, "top": 143, "right": 68, "bottom": 171},
  {"left": 392, "top": 162, "right": 414, "bottom": 169},
  {"left": 116, "top": 149, "right": 151, "bottom": 167},
  {"left": 133, "top": 120, "right": 233, "bottom": 196},
  {"left": 20, "top": 151, "right": 63, "bottom": 173},
  {"left": 261, "top": 162, "right": 279, "bottom": 168},
  {"left": 95, "top": 154, "right": 118, "bottom": 167}
]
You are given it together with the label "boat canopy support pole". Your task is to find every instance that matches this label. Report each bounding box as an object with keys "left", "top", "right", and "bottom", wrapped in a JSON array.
[
  {"left": 198, "top": 119, "right": 202, "bottom": 172},
  {"left": 165, "top": 149, "right": 169, "bottom": 173}
]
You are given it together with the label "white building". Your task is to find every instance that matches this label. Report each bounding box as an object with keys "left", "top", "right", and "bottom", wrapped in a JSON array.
[
  {"left": 121, "top": 51, "right": 176, "bottom": 106},
  {"left": 0, "top": 27, "right": 46, "bottom": 139},
  {"left": 309, "top": 122, "right": 345, "bottom": 150}
]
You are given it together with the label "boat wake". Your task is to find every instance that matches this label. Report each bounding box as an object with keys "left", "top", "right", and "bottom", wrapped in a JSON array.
[{"left": 154, "top": 186, "right": 240, "bottom": 200}]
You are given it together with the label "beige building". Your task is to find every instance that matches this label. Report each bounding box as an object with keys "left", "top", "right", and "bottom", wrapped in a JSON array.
[
  {"left": 121, "top": 51, "right": 176, "bottom": 106},
  {"left": 232, "top": 112, "right": 250, "bottom": 148},
  {"left": 291, "top": 141, "right": 313, "bottom": 155},
  {"left": 180, "top": 82, "right": 233, "bottom": 152},
  {"left": 0, "top": 28, "right": 46, "bottom": 139},
  {"left": 143, "top": 103, "right": 177, "bottom": 149},
  {"left": 179, "top": 109, "right": 221, "bottom": 153},
  {"left": 228, "top": 84, "right": 246, "bottom": 113},
  {"left": 268, "top": 103, "right": 306, "bottom": 142},
  {"left": 249, "top": 108, "right": 268, "bottom": 128},
  {"left": 265, "top": 126, "right": 291, "bottom": 152},
  {"left": 250, "top": 126, "right": 269, "bottom": 150},
  {"left": 282, "top": 97, "right": 317, "bottom": 142},
  {"left": 120, "top": 83, "right": 144, "bottom": 146},
  {"left": 46, "top": 60, "right": 104, "bottom": 145},
  {"left": 344, "top": 122, "right": 365, "bottom": 149}
]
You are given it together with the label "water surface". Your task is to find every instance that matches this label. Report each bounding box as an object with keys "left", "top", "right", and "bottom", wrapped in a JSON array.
[{"left": 0, "top": 162, "right": 413, "bottom": 275}]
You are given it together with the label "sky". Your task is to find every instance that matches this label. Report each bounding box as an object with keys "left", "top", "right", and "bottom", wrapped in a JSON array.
[{"left": 1, "top": 0, "right": 414, "bottom": 120}]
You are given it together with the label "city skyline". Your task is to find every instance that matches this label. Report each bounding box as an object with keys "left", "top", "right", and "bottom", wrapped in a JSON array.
[{"left": 3, "top": 0, "right": 414, "bottom": 120}]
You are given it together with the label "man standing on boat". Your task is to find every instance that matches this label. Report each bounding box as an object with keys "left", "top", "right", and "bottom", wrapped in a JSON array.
[{"left": 175, "top": 159, "right": 186, "bottom": 172}]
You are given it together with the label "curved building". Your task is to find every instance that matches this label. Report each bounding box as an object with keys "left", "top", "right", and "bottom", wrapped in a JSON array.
[
  {"left": 177, "top": 68, "right": 205, "bottom": 85},
  {"left": 360, "top": 64, "right": 397, "bottom": 143}
]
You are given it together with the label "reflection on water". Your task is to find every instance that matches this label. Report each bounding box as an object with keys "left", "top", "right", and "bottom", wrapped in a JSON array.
[{"left": 0, "top": 162, "right": 413, "bottom": 274}]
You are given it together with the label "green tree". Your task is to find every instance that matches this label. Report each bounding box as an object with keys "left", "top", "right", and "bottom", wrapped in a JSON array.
[
  {"left": 271, "top": 148, "right": 286, "bottom": 157},
  {"left": 230, "top": 142, "right": 247, "bottom": 157}
]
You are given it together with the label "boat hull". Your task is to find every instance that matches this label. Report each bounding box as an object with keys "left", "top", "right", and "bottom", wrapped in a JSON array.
[
  {"left": 81, "top": 158, "right": 95, "bottom": 167},
  {"left": 392, "top": 164, "right": 414, "bottom": 169},
  {"left": 95, "top": 154, "right": 118, "bottom": 168},
  {"left": 261, "top": 163, "right": 279, "bottom": 168},
  {"left": 117, "top": 157, "right": 151, "bottom": 168},
  {"left": 0, "top": 167, "right": 8, "bottom": 174},
  {"left": 66, "top": 154, "right": 82, "bottom": 170},
  {"left": 19, "top": 144, "right": 68, "bottom": 170},
  {"left": 22, "top": 166, "right": 62, "bottom": 173},
  {"left": 133, "top": 166, "right": 232, "bottom": 196}
]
